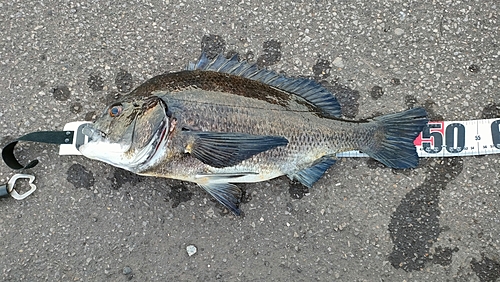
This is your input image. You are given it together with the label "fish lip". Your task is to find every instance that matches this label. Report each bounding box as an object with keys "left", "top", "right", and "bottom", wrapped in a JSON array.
[{"left": 82, "top": 123, "right": 105, "bottom": 141}]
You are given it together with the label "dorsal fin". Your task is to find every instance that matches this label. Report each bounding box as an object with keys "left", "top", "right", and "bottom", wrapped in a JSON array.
[{"left": 187, "top": 53, "right": 342, "bottom": 118}]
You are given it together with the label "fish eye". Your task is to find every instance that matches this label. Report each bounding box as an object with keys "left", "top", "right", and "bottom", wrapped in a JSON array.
[{"left": 109, "top": 104, "right": 123, "bottom": 117}]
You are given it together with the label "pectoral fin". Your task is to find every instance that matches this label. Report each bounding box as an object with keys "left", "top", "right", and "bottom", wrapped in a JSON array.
[
  {"left": 199, "top": 182, "right": 243, "bottom": 216},
  {"left": 185, "top": 131, "right": 288, "bottom": 168}
]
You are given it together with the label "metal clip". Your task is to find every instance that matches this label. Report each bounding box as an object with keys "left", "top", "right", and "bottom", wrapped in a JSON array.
[{"left": 7, "top": 174, "right": 37, "bottom": 200}]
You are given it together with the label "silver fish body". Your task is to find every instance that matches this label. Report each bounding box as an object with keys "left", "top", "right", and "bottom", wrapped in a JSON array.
[
  {"left": 145, "top": 89, "right": 368, "bottom": 181},
  {"left": 79, "top": 54, "right": 428, "bottom": 215}
]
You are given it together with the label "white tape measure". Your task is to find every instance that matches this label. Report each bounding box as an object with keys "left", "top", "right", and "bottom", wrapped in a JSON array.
[
  {"left": 336, "top": 118, "right": 500, "bottom": 158},
  {"left": 60, "top": 119, "right": 500, "bottom": 158}
]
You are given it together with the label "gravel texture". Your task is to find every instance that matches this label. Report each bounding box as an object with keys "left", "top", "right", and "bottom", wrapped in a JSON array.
[{"left": 0, "top": 0, "right": 499, "bottom": 281}]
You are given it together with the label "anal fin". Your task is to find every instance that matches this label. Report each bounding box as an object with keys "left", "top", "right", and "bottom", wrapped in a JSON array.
[{"left": 290, "top": 156, "right": 337, "bottom": 188}]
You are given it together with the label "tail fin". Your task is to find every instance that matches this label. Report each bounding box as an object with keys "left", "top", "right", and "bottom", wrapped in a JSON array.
[{"left": 363, "top": 108, "right": 428, "bottom": 169}]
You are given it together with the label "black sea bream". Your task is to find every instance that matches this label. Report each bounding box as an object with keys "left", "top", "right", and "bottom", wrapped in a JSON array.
[{"left": 79, "top": 54, "right": 428, "bottom": 215}]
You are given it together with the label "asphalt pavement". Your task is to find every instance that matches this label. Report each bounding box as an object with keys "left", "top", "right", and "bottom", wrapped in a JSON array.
[{"left": 1, "top": 0, "right": 499, "bottom": 281}]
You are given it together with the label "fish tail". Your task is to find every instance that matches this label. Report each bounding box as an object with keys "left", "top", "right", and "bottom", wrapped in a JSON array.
[{"left": 362, "top": 107, "right": 428, "bottom": 169}]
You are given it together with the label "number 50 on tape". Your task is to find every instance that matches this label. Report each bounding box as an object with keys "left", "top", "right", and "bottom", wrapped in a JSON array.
[{"left": 414, "top": 118, "right": 500, "bottom": 157}]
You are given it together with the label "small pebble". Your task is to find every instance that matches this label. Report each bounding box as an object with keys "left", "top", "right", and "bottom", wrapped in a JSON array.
[
  {"left": 187, "top": 245, "right": 197, "bottom": 256},
  {"left": 394, "top": 28, "right": 404, "bottom": 35},
  {"left": 122, "top": 266, "right": 132, "bottom": 275},
  {"left": 332, "top": 57, "right": 344, "bottom": 68}
]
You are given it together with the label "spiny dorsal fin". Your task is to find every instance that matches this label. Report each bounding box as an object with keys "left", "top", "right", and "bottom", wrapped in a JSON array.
[{"left": 187, "top": 53, "right": 342, "bottom": 118}]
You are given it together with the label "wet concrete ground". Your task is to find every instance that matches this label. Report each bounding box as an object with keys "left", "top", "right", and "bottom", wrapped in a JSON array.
[{"left": 1, "top": 1, "right": 499, "bottom": 281}]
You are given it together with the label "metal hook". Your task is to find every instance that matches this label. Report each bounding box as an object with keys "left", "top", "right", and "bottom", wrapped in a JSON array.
[{"left": 7, "top": 174, "right": 37, "bottom": 200}]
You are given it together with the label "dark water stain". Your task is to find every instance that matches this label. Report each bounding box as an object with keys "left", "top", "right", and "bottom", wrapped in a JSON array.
[
  {"left": 404, "top": 94, "right": 435, "bottom": 122},
  {"left": 432, "top": 246, "right": 459, "bottom": 266},
  {"left": 388, "top": 157, "right": 463, "bottom": 272},
  {"left": 244, "top": 50, "right": 255, "bottom": 62},
  {"left": 366, "top": 158, "right": 386, "bottom": 169},
  {"left": 370, "top": 85, "right": 384, "bottom": 100},
  {"left": 256, "top": 39, "right": 282, "bottom": 67},
  {"left": 115, "top": 69, "right": 133, "bottom": 93},
  {"left": 108, "top": 168, "right": 145, "bottom": 190},
  {"left": 312, "top": 58, "right": 331, "bottom": 80},
  {"left": 288, "top": 181, "right": 309, "bottom": 199},
  {"left": 70, "top": 102, "right": 83, "bottom": 114},
  {"left": 100, "top": 91, "right": 122, "bottom": 106},
  {"left": 471, "top": 254, "right": 500, "bottom": 282},
  {"left": 241, "top": 188, "right": 252, "bottom": 204},
  {"left": 66, "top": 164, "right": 95, "bottom": 189},
  {"left": 423, "top": 99, "right": 444, "bottom": 120},
  {"left": 481, "top": 103, "right": 500, "bottom": 119},
  {"left": 167, "top": 185, "right": 193, "bottom": 208},
  {"left": 391, "top": 78, "right": 401, "bottom": 86},
  {"left": 52, "top": 85, "right": 71, "bottom": 101},
  {"left": 84, "top": 111, "right": 97, "bottom": 121},
  {"left": 323, "top": 82, "right": 360, "bottom": 119},
  {"left": 404, "top": 95, "right": 418, "bottom": 109},
  {"left": 468, "top": 64, "right": 480, "bottom": 73},
  {"left": 225, "top": 50, "right": 240, "bottom": 60},
  {"left": 88, "top": 72, "right": 104, "bottom": 92},
  {"left": 201, "top": 34, "right": 226, "bottom": 59}
]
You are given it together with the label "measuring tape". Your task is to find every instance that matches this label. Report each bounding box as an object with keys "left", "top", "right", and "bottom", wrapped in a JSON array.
[
  {"left": 60, "top": 119, "right": 500, "bottom": 157},
  {"left": 414, "top": 118, "right": 500, "bottom": 157}
]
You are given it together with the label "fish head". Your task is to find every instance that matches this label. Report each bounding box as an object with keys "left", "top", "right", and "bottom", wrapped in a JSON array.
[{"left": 79, "top": 95, "right": 170, "bottom": 172}]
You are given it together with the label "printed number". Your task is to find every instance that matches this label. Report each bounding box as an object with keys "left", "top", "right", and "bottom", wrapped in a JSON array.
[
  {"left": 445, "top": 123, "right": 465, "bottom": 153},
  {"left": 422, "top": 123, "right": 443, "bottom": 153},
  {"left": 421, "top": 120, "right": 500, "bottom": 154},
  {"left": 492, "top": 120, "right": 500, "bottom": 149}
]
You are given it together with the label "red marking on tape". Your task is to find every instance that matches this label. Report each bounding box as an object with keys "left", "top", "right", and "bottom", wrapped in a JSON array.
[{"left": 414, "top": 121, "right": 444, "bottom": 146}]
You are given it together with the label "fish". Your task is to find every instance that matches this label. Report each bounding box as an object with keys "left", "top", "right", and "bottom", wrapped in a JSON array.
[{"left": 79, "top": 53, "right": 428, "bottom": 215}]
